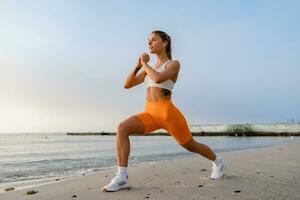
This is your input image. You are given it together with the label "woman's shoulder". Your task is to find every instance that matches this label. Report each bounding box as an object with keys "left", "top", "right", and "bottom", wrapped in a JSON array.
[{"left": 165, "top": 59, "right": 180, "bottom": 68}]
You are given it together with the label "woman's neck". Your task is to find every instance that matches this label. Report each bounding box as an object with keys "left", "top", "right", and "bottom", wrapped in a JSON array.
[{"left": 155, "top": 52, "right": 170, "bottom": 65}]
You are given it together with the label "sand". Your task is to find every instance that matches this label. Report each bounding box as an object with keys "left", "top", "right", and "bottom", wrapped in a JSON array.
[{"left": 1, "top": 141, "right": 300, "bottom": 200}]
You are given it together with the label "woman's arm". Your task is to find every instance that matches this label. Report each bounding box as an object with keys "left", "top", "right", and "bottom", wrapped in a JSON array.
[
  {"left": 142, "top": 60, "right": 180, "bottom": 83},
  {"left": 123, "top": 66, "right": 147, "bottom": 89}
]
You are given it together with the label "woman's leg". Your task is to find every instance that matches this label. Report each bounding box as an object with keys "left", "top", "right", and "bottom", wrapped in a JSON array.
[
  {"left": 116, "top": 111, "right": 159, "bottom": 167},
  {"left": 162, "top": 102, "right": 217, "bottom": 161},
  {"left": 180, "top": 137, "right": 216, "bottom": 161},
  {"left": 153, "top": 98, "right": 226, "bottom": 179},
  {"left": 181, "top": 138, "right": 226, "bottom": 180},
  {"left": 102, "top": 113, "right": 159, "bottom": 192},
  {"left": 116, "top": 115, "right": 145, "bottom": 167}
]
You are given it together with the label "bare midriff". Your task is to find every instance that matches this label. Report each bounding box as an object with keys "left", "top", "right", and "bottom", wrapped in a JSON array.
[{"left": 146, "top": 87, "right": 172, "bottom": 102}]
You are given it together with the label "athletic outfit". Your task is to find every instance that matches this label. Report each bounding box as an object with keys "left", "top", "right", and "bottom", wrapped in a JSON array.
[
  {"left": 134, "top": 60, "right": 192, "bottom": 145},
  {"left": 102, "top": 60, "right": 226, "bottom": 192}
]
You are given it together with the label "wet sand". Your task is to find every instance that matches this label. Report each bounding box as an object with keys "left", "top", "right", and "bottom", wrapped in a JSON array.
[{"left": 1, "top": 141, "right": 300, "bottom": 200}]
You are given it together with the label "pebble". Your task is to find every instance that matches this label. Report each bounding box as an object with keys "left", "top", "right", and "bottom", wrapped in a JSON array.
[
  {"left": 27, "top": 190, "right": 38, "bottom": 195},
  {"left": 72, "top": 194, "right": 77, "bottom": 198},
  {"left": 5, "top": 187, "right": 15, "bottom": 192}
]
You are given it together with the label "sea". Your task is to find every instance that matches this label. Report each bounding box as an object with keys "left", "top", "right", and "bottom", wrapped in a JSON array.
[{"left": 0, "top": 133, "right": 299, "bottom": 192}]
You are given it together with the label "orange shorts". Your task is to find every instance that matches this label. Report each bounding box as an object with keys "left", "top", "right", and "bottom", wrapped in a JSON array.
[{"left": 134, "top": 99, "right": 192, "bottom": 145}]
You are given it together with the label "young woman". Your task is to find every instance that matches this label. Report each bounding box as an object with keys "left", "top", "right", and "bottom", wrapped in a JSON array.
[{"left": 102, "top": 30, "right": 226, "bottom": 192}]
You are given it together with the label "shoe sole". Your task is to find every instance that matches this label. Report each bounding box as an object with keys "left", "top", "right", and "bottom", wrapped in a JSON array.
[{"left": 101, "top": 184, "right": 131, "bottom": 192}]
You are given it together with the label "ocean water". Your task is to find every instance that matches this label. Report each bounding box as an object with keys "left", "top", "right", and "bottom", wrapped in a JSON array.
[{"left": 0, "top": 133, "right": 299, "bottom": 191}]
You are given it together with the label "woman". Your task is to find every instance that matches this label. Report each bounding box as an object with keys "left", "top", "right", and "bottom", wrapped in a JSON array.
[{"left": 102, "top": 30, "right": 226, "bottom": 192}]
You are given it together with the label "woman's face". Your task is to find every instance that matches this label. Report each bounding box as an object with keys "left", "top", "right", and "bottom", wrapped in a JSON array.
[{"left": 147, "top": 33, "right": 166, "bottom": 54}]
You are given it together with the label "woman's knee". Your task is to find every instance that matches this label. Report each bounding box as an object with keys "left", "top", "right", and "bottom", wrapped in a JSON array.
[
  {"left": 116, "top": 116, "right": 145, "bottom": 137},
  {"left": 180, "top": 137, "right": 195, "bottom": 152},
  {"left": 117, "top": 121, "right": 130, "bottom": 137}
]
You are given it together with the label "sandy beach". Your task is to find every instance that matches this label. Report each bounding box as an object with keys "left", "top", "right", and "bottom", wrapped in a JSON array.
[{"left": 1, "top": 141, "right": 299, "bottom": 200}]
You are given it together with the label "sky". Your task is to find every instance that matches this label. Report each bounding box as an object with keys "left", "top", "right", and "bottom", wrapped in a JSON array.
[{"left": 0, "top": 0, "right": 299, "bottom": 133}]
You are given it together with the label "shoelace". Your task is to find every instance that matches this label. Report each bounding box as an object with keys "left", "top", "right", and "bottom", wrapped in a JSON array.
[
  {"left": 110, "top": 172, "right": 121, "bottom": 183},
  {"left": 211, "top": 160, "right": 222, "bottom": 171}
]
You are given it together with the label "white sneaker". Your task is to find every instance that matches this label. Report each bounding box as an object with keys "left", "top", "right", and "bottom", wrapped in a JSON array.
[
  {"left": 210, "top": 157, "right": 226, "bottom": 180},
  {"left": 101, "top": 173, "right": 131, "bottom": 192}
]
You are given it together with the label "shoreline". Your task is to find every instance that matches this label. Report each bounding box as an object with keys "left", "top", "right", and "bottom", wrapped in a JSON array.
[{"left": 1, "top": 141, "right": 300, "bottom": 200}]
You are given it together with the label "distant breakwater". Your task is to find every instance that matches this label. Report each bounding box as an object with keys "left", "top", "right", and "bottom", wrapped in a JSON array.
[
  {"left": 66, "top": 132, "right": 300, "bottom": 136},
  {"left": 67, "top": 123, "right": 300, "bottom": 136}
]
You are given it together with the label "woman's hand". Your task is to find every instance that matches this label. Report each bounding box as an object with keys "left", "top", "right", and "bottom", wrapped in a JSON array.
[
  {"left": 135, "top": 57, "right": 142, "bottom": 68},
  {"left": 140, "top": 52, "right": 150, "bottom": 65}
]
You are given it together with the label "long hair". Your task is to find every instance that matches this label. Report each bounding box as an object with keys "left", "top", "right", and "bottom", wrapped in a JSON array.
[{"left": 151, "top": 30, "right": 172, "bottom": 60}]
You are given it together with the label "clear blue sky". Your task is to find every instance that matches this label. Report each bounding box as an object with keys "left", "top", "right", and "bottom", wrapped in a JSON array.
[{"left": 1, "top": 0, "right": 299, "bottom": 133}]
